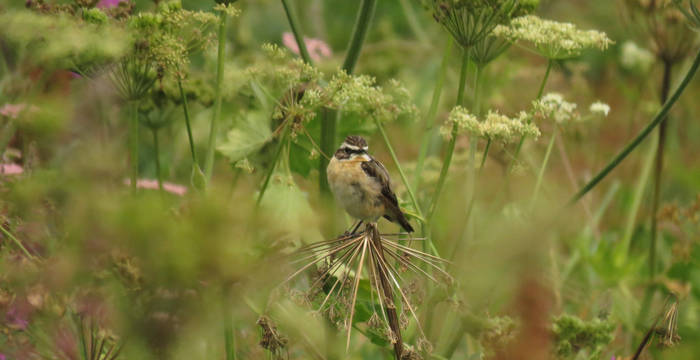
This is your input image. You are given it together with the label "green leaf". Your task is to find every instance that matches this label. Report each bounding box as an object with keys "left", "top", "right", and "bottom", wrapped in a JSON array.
[{"left": 217, "top": 111, "right": 272, "bottom": 163}]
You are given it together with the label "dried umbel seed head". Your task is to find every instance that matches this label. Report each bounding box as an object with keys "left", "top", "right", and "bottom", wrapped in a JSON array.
[
  {"left": 256, "top": 316, "right": 288, "bottom": 354},
  {"left": 429, "top": 0, "right": 520, "bottom": 49}
]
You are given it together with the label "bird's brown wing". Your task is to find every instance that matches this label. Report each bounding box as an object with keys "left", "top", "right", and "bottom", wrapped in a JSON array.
[{"left": 361, "top": 158, "right": 414, "bottom": 232}]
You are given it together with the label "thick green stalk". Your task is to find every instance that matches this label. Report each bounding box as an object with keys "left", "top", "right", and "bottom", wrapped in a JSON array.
[
  {"left": 509, "top": 59, "right": 553, "bottom": 172},
  {"left": 530, "top": 129, "right": 557, "bottom": 209},
  {"left": 413, "top": 40, "right": 453, "bottom": 191},
  {"left": 569, "top": 48, "right": 700, "bottom": 204},
  {"left": 281, "top": 0, "right": 314, "bottom": 65},
  {"left": 319, "top": 0, "right": 376, "bottom": 194},
  {"left": 342, "top": 0, "right": 377, "bottom": 74},
  {"left": 129, "top": 101, "right": 139, "bottom": 192},
  {"left": 151, "top": 129, "right": 164, "bottom": 195},
  {"left": 205, "top": 11, "right": 228, "bottom": 182},
  {"left": 178, "top": 78, "right": 197, "bottom": 164},
  {"left": 649, "top": 60, "right": 673, "bottom": 279},
  {"left": 426, "top": 50, "right": 470, "bottom": 226},
  {"left": 257, "top": 124, "right": 290, "bottom": 206}
]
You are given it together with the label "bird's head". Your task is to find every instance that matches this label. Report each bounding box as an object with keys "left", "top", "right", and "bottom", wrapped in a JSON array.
[{"left": 335, "top": 135, "right": 369, "bottom": 160}]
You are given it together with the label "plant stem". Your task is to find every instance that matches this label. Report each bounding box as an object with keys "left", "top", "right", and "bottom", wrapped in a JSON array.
[
  {"left": 369, "top": 225, "right": 403, "bottom": 360},
  {"left": 617, "top": 134, "right": 658, "bottom": 264},
  {"left": 426, "top": 49, "right": 470, "bottom": 226},
  {"left": 374, "top": 117, "right": 438, "bottom": 256},
  {"left": 281, "top": 0, "right": 314, "bottom": 65},
  {"left": 151, "top": 128, "right": 164, "bottom": 195},
  {"left": 223, "top": 286, "right": 236, "bottom": 360},
  {"left": 509, "top": 59, "right": 553, "bottom": 173},
  {"left": 0, "top": 119, "right": 17, "bottom": 157},
  {"left": 178, "top": 78, "right": 197, "bottom": 164},
  {"left": 649, "top": 59, "right": 673, "bottom": 278},
  {"left": 0, "top": 224, "right": 38, "bottom": 261},
  {"left": 530, "top": 129, "right": 557, "bottom": 209},
  {"left": 129, "top": 100, "right": 139, "bottom": 192},
  {"left": 414, "top": 40, "right": 453, "bottom": 191},
  {"left": 257, "top": 124, "right": 290, "bottom": 206},
  {"left": 205, "top": 11, "right": 227, "bottom": 182},
  {"left": 479, "top": 138, "right": 491, "bottom": 171},
  {"left": 342, "top": 0, "right": 377, "bottom": 74},
  {"left": 373, "top": 118, "right": 422, "bottom": 219},
  {"left": 318, "top": 110, "right": 336, "bottom": 195},
  {"left": 569, "top": 48, "right": 700, "bottom": 204},
  {"left": 398, "top": 0, "right": 428, "bottom": 45},
  {"left": 319, "top": 0, "right": 376, "bottom": 195}
]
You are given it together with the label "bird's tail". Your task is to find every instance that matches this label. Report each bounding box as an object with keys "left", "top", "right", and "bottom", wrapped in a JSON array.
[{"left": 386, "top": 211, "right": 414, "bottom": 233}]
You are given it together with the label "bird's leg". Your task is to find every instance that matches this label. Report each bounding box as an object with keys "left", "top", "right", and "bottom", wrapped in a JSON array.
[{"left": 344, "top": 220, "right": 364, "bottom": 236}]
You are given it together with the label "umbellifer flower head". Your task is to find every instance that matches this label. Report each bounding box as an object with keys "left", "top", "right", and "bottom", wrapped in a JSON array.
[
  {"left": 493, "top": 15, "right": 613, "bottom": 59},
  {"left": 589, "top": 101, "right": 610, "bottom": 117},
  {"left": 532, "top": 92, "right": 580, "bottom": 124},
  {"left": 442, "top": 107, "right": 540, "bottom": 143}
]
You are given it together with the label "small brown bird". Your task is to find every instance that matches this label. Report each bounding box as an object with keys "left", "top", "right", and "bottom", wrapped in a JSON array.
[{"left": 326, "top": 135, "right": 414, "bottom": 233}]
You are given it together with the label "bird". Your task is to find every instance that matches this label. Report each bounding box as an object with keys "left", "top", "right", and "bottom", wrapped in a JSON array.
[{"left": 326, "top": 135, "right": 414, "bottom": 234}]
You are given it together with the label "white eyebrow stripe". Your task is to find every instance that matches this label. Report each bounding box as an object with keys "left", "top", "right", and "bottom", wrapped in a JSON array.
[{"left": 341, "top": 142, "right": 361, "bottom": 151}]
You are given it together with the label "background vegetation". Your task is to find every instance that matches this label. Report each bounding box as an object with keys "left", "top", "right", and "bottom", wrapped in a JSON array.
[{"left": 1, "top": 0, "right": 700, "bottom": 359}]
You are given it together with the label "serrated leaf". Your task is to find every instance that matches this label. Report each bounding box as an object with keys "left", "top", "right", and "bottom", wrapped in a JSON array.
[{"left": 217, "top": 111, "right": 272, "bottom": 163}]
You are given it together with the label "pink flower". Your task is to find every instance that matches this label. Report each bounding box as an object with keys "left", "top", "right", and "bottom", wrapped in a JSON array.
[
  {"left": 5, "top": 304, "right": 30, "bottom": 330},
  {"left": 0, "top": 103, "right": 27, "bottom": 119},
  {"left": 282, "top": 32, "right": 332, "bottom": 62},
  {"left": 97, "top": 0, "right": 123, "bottom": 8},
  {"left": 1, "top": 163, "right": 23, "bottom": 175},
  {"left": 124, "top": 179, "right": 188, "bottom": 196}
]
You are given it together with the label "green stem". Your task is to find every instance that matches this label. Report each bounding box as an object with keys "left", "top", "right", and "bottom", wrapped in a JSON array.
[
  {"left": 178, "top": 78, "right": 197, "bottom": 164},
  {"left": 257, "top": 124, "right": 290, "bottom": 206},
  {"left": 129, "top": 101, "right": 139, "bottom": 192},
  {"left": 281, "top": 0, "right": 314, "bottom": 65},
  {"left": 413, "top": 39, "right": 453, "bottom": 191},
  {"left": 223, "top": 287, "right": 236, "bottom": 360},
  {"left": 649, "top": 60, "right": 673, "bottom": 279},
  {"left": 152, "top": 128, "right": 164, "bottom": 195},
  {"left": 479, "top": 138, "right": 491, "bottom": 171},
  {"left": 205, "top": 11, "right": 228, "bottom": 182},
  {"left": 0, "top": 119, "right": 17, "bottom": 157},
  {"left": 569, "top": 48, "right": 700, "bottom": 204},
  {"left": 509, "top": 59, "right": 553, "bottom": 173},
  {"left": 530, "top": 129, "right": 557, "bottom": 209},
  {"left": 375, "top": 117, "right": 439, "bottom": 257},
  {"left": 398, "top": 0, "right": 429, "bottom": 44},
  {"left": 0, "top": 224, "right": 38, "bottom": 261},
  {"left": 319, "top": 0, "right": 376, "bottom": 195},
  {"left": 342, "top": 0, "right": 377, "bottom": 74},
  {"left": 617, "top": 134, "right": 658, "bottom": 264},
  {"left": 426, "top": 49, "right": 470, "bottom": 226},
  {"left": 374, "top": 118, "right": 422, "bottom": 219},
  {"left": 319, "top": 109, "right": 336, "bottom": 195}
]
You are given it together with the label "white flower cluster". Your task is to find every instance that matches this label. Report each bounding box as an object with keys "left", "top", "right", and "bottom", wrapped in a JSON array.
[
  {"left": 441, "top": 107, "right": 540, "bottom": 143},
  {"left": 620, "top": 41, "right": 654, "bottom": 73},
  {"left": 532, "top": 93, "right": 579, "bottom": 124},
  {"left": 589, "top": 101, "right": 610, "bottom": 117},
  {"left": 493, "top": 15, "right": 613, "bottom": 59},
  {"left": 533, "top": 93, "right": 610, "bottom": 125}
]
